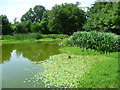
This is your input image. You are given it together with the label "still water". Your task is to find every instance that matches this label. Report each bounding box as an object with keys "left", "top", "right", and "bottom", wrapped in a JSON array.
[{"left": 1, "top": 41, "right": 62, "bottom": 88}]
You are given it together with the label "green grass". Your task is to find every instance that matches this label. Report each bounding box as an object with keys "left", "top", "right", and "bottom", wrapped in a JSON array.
[
  {"left": 60, "top": 46, "right": 101, "bottom": 55},
  {"left": 2, "top": 35, "right": 15, "bottom": 40},
  {"left": 29, "top": 46, "right": 119, "bottom": 88},
  {"left": 77, "top": 57, "right": 119, "bottom": 88},
  {"left": 13, "top": 33, "right": 41, "bottom": 40},
  {"left": 1, "top": 40, "right": 34, "bottom": 44},
  {"left": 61, "top": 47, "right": 119, "bottom": 88},
  {"left": 1, "top": 33, "right": 69, "bottom": 44},
  {"left": 41, "top": 34, "right": 69, "bottom": 39}
]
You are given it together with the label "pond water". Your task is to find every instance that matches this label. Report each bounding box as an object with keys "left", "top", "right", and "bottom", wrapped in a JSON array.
[{"left": 0, "top": 41, "right": 62, "bottom": 88}]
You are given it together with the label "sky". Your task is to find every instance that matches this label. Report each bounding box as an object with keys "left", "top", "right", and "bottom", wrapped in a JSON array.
[{"left": 0, "top": 0, "right": 96, "bottom": 23}]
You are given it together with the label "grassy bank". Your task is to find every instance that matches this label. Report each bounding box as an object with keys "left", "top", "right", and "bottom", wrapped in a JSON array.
[
  {"left": 1, "top": 33, "right": 69, "bottom": 44},
  {"left": 30, "top": 46, "right": 119, "bottom": 88}
]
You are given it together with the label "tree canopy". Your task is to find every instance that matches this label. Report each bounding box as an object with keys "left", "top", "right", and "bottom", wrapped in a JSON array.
[
  {"left": 83, "top": 2, "right": 120, "bottom": 35},
  {"left": 21, "top": 5, "right": 46, "bottom": 22},
  {"left": 0, "top": 15, "right": 13, "bottom": 35},
  {"left": 41, "top": 3, "right": 86, "bottom": 35}
]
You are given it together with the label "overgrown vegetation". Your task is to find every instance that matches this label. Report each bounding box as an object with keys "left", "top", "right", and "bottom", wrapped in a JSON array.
[
  {"left": 83, "top": 2, "right": 120, "bottom": 35},
  {"left": 63, "top": 31, "right": 119, "bottom": 53},
  {"left": 1, "top": 0, "right": 120, "bottom": 88},
  {"left": 29, "top": 47, "right": 119, "bottom": 88},
  {"left": 2, "top": 33, "right": 69, "bottom": 43}
]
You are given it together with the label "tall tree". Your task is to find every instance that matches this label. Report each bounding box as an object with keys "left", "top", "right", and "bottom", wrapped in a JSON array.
[
  {"left": 0, "top": 15, "right": 13, "bottom": 35},
  {"left": 83, "top": 1, "right": 120, "bottom": 35},
  {"left": 39, "top": 10, "right": 51, "bottom": 34},
  {"left": 21, "top": 5, "right": 46, "bottom": 22},
  {"left": 30, "top": 21, "right": 41, "bottom": 33},
  {"left": 42, "top": 3, "right": 86, "bottom": 35},
  {"left": 15, "top": 21, "right": 32, "bottom": 33}
]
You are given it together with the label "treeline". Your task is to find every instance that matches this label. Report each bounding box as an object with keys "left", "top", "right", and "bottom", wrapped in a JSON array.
[{"left": 0, "top": 1, "right": 120, "bottom": 35}]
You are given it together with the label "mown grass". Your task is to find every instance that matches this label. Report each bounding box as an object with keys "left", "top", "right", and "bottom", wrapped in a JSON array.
[{"left": 30, "top": 46, "right": 119, "bottom": 88}]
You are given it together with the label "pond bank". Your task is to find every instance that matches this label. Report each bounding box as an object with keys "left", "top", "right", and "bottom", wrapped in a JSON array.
[
  {"left": 1, "top": 34, "right": 69, "bottom": 44},
  {"left": 1, "top": 38, "right": 62, "bottom": 44},
  {"left": 32, "top": 47, "right": 119, "bottom": 88}
]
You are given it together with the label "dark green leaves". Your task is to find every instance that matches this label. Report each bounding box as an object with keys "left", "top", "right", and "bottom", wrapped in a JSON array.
[
  {"left": 0, "top": 15, "right": 13, "bottom": 35},
  {"left": 64, "top": 31, "right": 119, "bottom": 53},
  {"left": 83, "top": 2, "right": 120, "bottom": 35},
  {"left": 42, "top": 3, "right": 86, "bottom": 35},
  {"left": 21, "top": 5, "right": 46, "bottom": 22}
]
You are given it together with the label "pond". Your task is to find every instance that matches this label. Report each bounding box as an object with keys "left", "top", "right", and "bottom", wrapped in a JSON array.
[{"left": 0, "top": 41, "right": 62, "bottom": 88}]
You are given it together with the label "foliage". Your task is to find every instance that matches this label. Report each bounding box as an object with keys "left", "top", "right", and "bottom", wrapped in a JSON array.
[
  {"left": 39, "top": 10, "right": 51, "bottom": 34},
  {"left": 30, "top": 21, "right": 41, "bottom": 33},
  {"left": 21, "top": 5, "right": 46, "bottom": 22},
  {"left": 34, "top": 33, "right": 42, "bottom": 40},
  {"left": 2, "top": 35, "right": 15, "bottom": 40},
  {"left": 83, "top": 2, "right": 120, "bottom": 35},
  {"left": 29, "top": 46, "right": 119, "bottom": 88},
  {"left": 0, "top": 15, "right": 13, "bottom": 35},
  {"left": 15, "top": 21, "right": 32, "bottom": 33},
  {"left": 1, "top": 33, "right": 68, "bottom": 42},
  {"left": 41, "top": 3, "right": 86, "bottom": 35},
  {"left": 13, "top": 33, "right": 41, "bottom": 40},
  {"left": 41, "top": 34, "right": 69, "bottom": 39},
  {"left": 64, "top": 31, "right": 119, "bottom": 53}
]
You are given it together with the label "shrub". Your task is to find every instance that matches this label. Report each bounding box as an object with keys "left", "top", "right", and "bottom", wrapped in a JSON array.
[
  {"left": 13, "top": 33, "right": 41, "bottom": 40},
  {"left": 2, "top": 35, "right": 15, "bottom": 40},
  {"left": 34, "top": 33, "right": 42, "bottom": 40},
  {"left": 64, "top": 31, "right": 119, "bottom": 53}
]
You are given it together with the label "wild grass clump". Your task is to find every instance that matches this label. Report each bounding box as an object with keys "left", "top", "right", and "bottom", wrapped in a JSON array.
[
  {"left": 13, "top": 33, "right": 42, "bottom": 40},
  {"left": 2, "top": 35, "right": 15, "bottom": 40},
  {"left": 13, "top": 33, "right": 68, "bottom": 40},
  {"left": 64, "top": 31, "right": 119, "bottom": 53},
  {"left": 41, "top": 34, "right": 69, "bottom": 39}
]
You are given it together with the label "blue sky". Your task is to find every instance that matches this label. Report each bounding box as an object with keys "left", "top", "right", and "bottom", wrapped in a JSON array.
[{"left": 0, "top": 0, "right": 96, "bottom": 23}]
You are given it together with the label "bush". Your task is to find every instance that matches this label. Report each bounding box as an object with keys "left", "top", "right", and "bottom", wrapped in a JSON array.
[
  {"left": 34, "top": 33, "right": 42, "bottom": 40},
  {"left": 13, "top": 33, "right": 41, "bottom": 40},
  {"left": 2, "top": 35, "right": 15, "bottom": 40},
  {"left": 64, "top": 31, "right": 119, "bottom": 53}
]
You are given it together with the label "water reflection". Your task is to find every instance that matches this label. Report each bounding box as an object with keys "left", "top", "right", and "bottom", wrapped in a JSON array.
[
  {"left": 1, "top": 41, "right": 62, "bottom": 88},
  {"left": 2, "top": 41, "right": 61, "bottom": 64}
]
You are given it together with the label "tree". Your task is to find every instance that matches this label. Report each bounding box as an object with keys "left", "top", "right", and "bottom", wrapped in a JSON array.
[
  {"left": 42, "top": 3, "right": 86, "bottom": 35},
  {"left": 0, "top": 15, "right": 13, "bottom": 35},
  {"left": 83, "top": 1, "right": 120, "bottom": 35},
  {"left": 39, "top": 10, "right": 51, "bottom": 34},
  {"left": 21, "top": 5, "right": 46, "bottom": 22},
  {"left": 30, "top": 21, "right": 41, "bottom": 33},
  {"left": 15, "top": 21, "right": 32, "bottom": 33}
]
